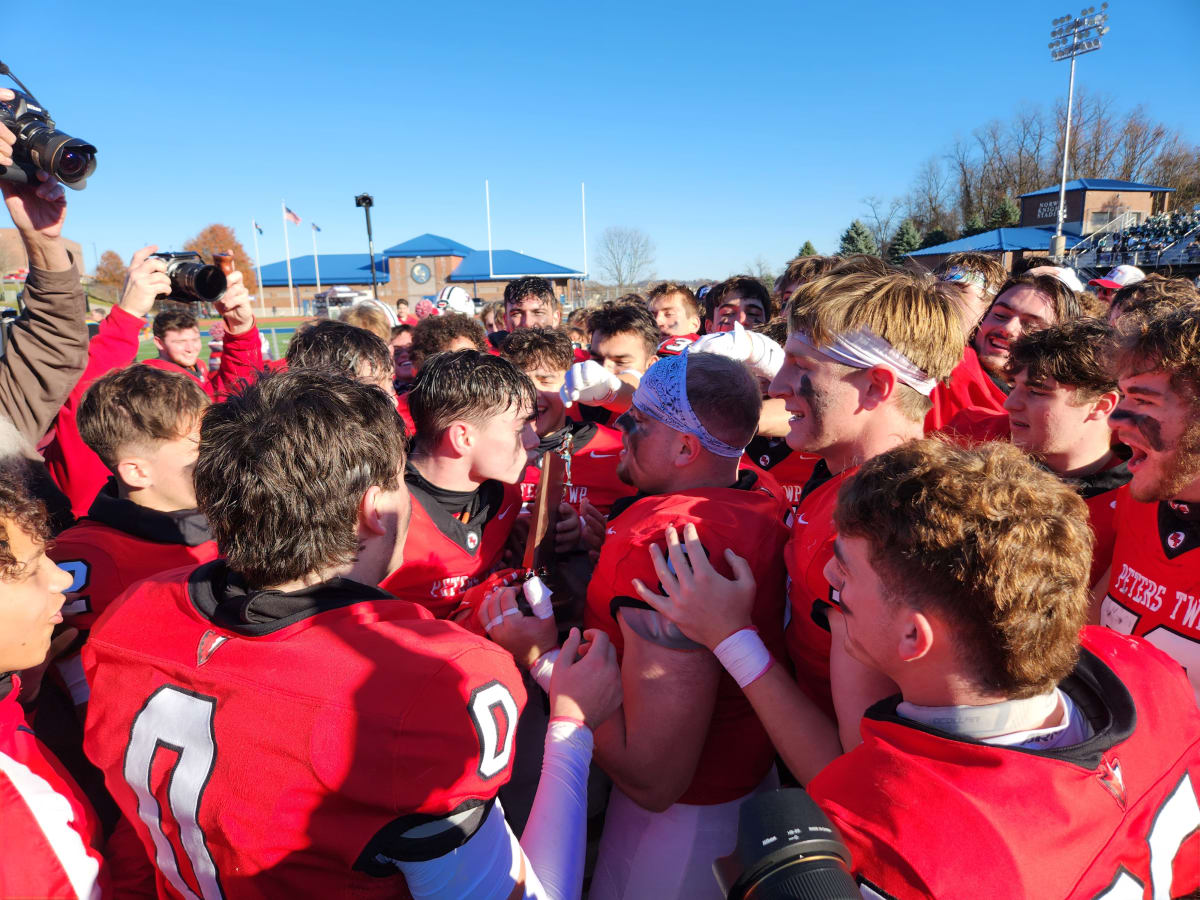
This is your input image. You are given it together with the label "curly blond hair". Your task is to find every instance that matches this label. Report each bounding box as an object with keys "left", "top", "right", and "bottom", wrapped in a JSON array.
[{"left": 834, "top": 439, "right": 1092, "bottom": 698}]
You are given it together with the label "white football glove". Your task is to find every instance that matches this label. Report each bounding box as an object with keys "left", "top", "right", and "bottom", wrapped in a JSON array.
[
  {"left": 688, "top": 322, "right": 784, "bottom": 380},
  {"left": 560, "top": 359, "right": 623, "bottom": 407}
]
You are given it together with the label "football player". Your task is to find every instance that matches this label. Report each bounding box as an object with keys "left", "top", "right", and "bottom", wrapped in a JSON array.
[
  {"left": 380, "top": 350, "right": 539, "bottom": 617},
  {"left": 584, "top": 352, "right": 789, "bottom": 900},
  {"left": 559, "top": 302, "right": 661, "bottom": 425},
  {"left": 704, "top": 276, "right": 771, "bottom": 332},
  {"left": 82, "top": 368, "right": 622, "bottom": 899},
  {"left": 1003, "top": 317, "right": 1127, "bottom": 586},
  {"left": 49, "top": 365, "right": 218, "bottom": 709},
  {"left": 1098, "top": 302, "right": 1200, "bottom": 705},
  {"left": 645, "top": 282, "right": 702, "bottom": 340}
]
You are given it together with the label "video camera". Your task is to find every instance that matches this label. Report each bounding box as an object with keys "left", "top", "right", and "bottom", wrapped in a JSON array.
[
  {"left": 0, "top": 61, "right": 96, "bottom": 190},
  {"left": 151, "top": 252, "right": 228, "bottom": 304},
  {"left": 714, "top": 789, "right": 859, "bottom": 899}
]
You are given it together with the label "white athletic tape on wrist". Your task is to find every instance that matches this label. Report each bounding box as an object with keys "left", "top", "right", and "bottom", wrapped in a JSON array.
[
  {"left": 523, "top": 574, "right": 554, "bottom": 619},
  {"left": 530, "top": 648, "right": 560, "bottom": 693},
  {"left": 712, "top": 628, "right": 772, "bottom": 688}
]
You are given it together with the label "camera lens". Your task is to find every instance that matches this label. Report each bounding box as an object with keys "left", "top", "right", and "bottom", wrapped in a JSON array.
[
  {"left": 192, "top": 267, "right": 227, "bottom": 302},
  {"left": 57, "top": 148, "right": 87, "bottom": 180}
]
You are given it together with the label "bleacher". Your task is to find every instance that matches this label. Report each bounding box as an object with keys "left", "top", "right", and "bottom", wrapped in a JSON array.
[{"left": 1070, "top": 209, "right": 1200, "bottom": 269}]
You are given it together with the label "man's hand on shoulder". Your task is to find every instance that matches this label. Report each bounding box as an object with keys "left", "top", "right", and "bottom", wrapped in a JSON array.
[{"left": 214, "top": 267, "right": 254, "bottom": 335}]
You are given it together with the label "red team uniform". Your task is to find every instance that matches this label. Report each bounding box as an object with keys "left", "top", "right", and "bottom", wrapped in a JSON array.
[
  {"left": 784, "top": 461, "right": 858, "bottom": 718},
  {"left": 380, "top": 467, "right": 522, "bottom": 619},
  {"left": 742, "top": 435, "right": 820, "bottom": 514},
  {"left": 585, "top": 472, "right": 790, "bottom": 805},
  {"left": 925, "top": 346, "right": 1008, "bottom": 435},
  {"left": 809, "top": 628, "right": 1200, "bottom": 899},
  {"left": 1100, "top": 485, "right": 1200, "bottom": 704},
  {"left": 83, "top": 561, "right": 526, "bottom": 898},
  {"left": 142, "top": 323, "right": 263, "bottom": 401},
  {"left": 519, "top": 421, "right": 635, "bottom": 517}
]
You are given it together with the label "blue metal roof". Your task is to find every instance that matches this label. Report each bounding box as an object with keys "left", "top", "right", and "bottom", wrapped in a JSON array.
[
  {"left": 382, "top": 233, "right": 475, "bottom": 258},
  {"left": 908, "top": 226, "right": 1084, "bottom": 257},
  {"left": 448, "top": 249, "right": 584, "bottom": 282},
  {"left": 258, "top": 253, "right": 388, "bottom": 287},
  {"left": 1019, "top": 179, "right": 1174, "bottom": 198}
]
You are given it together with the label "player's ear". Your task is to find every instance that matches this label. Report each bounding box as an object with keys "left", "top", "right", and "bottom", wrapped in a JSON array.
[
  {"left": 862, "top": 366, "right": 898, "bottom": 410},
  {"left": 897, "top": 608, "right": 935, "bottom": 663},
  {"left": 115, "top": 456, "right": 152, "bottom": 491},
  {"left": 1088, "top": 389, "right": 1120, "bottom": 421},
  {"left": 675, "top": 432, "right": 701, "bottom": 467},
  {"left": 358, "top": 485, "right": 386, "bottom": 536},
  {"left": 446, "top": 421, "right": 473, "bottom": 457}
]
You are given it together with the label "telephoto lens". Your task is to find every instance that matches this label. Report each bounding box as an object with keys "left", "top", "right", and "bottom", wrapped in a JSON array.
[
  {"left": 151, "top": 252, "right": 227, "bottom": 303},
  {"left": 713, "top": 789, "right": 860, "bottom": 900}
]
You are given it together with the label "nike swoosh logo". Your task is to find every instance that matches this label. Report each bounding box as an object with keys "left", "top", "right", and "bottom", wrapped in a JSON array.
[
  {"left": 605, "top": 527, "right": 616, "bottom": 535},
  {"left": 497, "top": 507, "right": 512, "bottom": 521},
  {"left": 796, "top": 513, "right": 809, "bottom": 525},
  {"left": 591, "top": 453, "right": 617, "bottom": 459}
]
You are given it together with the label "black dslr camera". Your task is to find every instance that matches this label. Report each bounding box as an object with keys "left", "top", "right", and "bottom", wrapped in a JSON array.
[
  {"left": 151, "top": 252, "right": 227, "bottom": 304},
  {"left": 714, "top": 789, "right": 860, "bottom": 899},
  {"left": 0, "top": 61, "right": 96, "bottom": 190}
]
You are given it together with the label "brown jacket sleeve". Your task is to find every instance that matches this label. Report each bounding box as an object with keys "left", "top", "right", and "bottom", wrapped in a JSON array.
[{"left": 0, "top": 264, "right": 88, "bottom": 445}]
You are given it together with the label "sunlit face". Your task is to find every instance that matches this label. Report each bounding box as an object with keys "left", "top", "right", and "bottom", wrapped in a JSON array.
[
  {"left": 1110, "top": 369, "right": 1200, "bottom": 502},
  {"left": 713, "top": 294, "right": 767, "bottom": 332},
  {"left": 973, "top": 286, "right": 1056, "bottom": 379},
  {"left": 590, "top": 330, "right": 654, "bottom": 376},
  {"left": 614, "top": 406, "right": 680, "bottom": 494},
  {"left": 468, "top": 401, "right": 539, "bottom": 484},
  {"left": 769, "top": 335, "right": 864, "bottom": 457},
  {"left": 390, "top": 332, "right": 414, "bottom": 384},
  {"left": 0, "top": 519, "right": 72, "bottom": 672},
  {"left": 506, "top": 295, "right": 561, "bottom": 331},
  {"left": 524, "top": 364, "right": 568, "bottom": 436},
  {"left": 823, "top": 534, "right": 899, "bottom": 675},
  {"left": 1004, "top": 370, "right": 1106, "bottom": 462},
  {"left": 155, "top": 327, "right": 202, "bottom": 369},
  {"left": 649, "top": 293, "right": 700, "bottom": 338},
  {"left": 121, "top": 418, "right": 203, "bottom": 511}
]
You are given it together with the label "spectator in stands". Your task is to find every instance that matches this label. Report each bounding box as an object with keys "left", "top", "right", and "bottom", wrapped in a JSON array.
[
  {"left": 1088, "top": 264, "right": 1145, "bottom": 307},
  {"left": 395, "top": 298, "right": 418, "bottom": 326},
  {"left": 704, "top": 276, "right": 771, "bottom": 332},
  {"left": 409, "top": 312, "right": 488, "bottom": 374},
  {"left": 646, "top": 282, "right": 702, "bottom": 339},
  {"left": 504, "top": 276, "right": 562, "bottom": 332},
  {"left": 389, "top": 324, "right": 414, "bottom": 389},
  {"left": 340, "top": 301, "right": 394, "bottom": 341}
]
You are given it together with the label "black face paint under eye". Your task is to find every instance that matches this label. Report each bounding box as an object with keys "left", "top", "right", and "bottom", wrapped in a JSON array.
[
  {"left": 1110, "top": 407, "right": 1165, "bottom": 451},
  {"left": 615, "top": 411, "right": 636, "bottom": 434},
  {"left": 798, "top": 373, "right": 816, "bottom": 401}
]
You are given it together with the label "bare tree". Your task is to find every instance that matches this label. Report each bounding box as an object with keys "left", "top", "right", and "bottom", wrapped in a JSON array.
[
  {"left": 744, "top": 255, "right": 776, "bottom": 290},
  {"left": 905, "top": 157, "right": 955, "bottom": 235},
  {"left": 596, "top": 226, "right": 655, "bottom": 292},
  {"left": 861, "top": 195, "right": 903, "bottom": 260}
]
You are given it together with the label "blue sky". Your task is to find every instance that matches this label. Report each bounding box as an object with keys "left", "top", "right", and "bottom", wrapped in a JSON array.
[{"left": 13, "top": 0, "right": 1200, "bottom": 282}]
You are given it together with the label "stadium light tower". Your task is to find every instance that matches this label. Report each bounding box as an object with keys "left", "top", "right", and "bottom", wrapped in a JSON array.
[
  {"left": 1048, "top": 3, "right": 1110, "bottom": 260},
  {"left": 354, "top": 193, "right": 379, "bottom": 300}
]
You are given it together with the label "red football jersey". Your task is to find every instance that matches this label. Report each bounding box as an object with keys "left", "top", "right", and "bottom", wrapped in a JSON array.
[
  {"left": 381, "top": 479, "right": 521, "bottom": 618},
  {"left": 142, "top": 322, "right": 263, "bottom": 401},
  {"left": 784, "top": 464, "right": 858, "bottom": 719},
  {"left": 742, "top": 436, "right": 820, "bottom": 514},
  {"left": 520, "top": 423, "right": 635, "bottom": 518},
  {"left": 83, "top": 563, "right": 526, "bottom": 899},
  {"left": 585, "top": 476, "right": 790, "bottom": 805},
  {"left": 925, "top": 346, "right": 1007, "bottom": 433},
  {"left": 939, "top": 405, "right": 1011, "bottom": 443},
  {"left": 1101, "top": 486, "right": 1200, "bottom": 703},
  {"left": 809, "top": 628, "right": 1200, "bottom": 899},
  {"left": 0, "top": 678, "right": 109, "bottom": 899},
  {"left": 1074, "top": 457, "right": 1131, "bottom": 588}
]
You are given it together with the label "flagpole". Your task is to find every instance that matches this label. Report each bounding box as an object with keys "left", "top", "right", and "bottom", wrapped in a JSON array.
[
  {"left": 312, "top": 225, "right": 322, "bottom": 294},
  {"left": 485, "top": 179, "right": 494, "bottom": 279},
  {"left": 281, "top": 200, "right": 295, "bottom": 313},
  {"left": 251, "top": 218, "right": 265, "bottom": 317}
]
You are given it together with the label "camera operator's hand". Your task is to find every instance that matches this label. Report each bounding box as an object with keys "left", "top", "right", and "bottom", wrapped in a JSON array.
[
  {"left": 2, "top": 167, "right": 68, "bottom": 272},
  {"left": 632, "top": 522, "right": 757, "bottom": 650},
  {"left": 118, "top": 246, "right": 170, "bottom": 318},
  {"left": 0, "top": 89, "right": 15, "bottom": 167},
  {"left": 550, "top": 628, "right": 622, "bottom": 730},
  {"left": 478, "top": 584, "right": 558, "bottom": 670},
  {"left": 214, "top": 266, "right": 254, "bottom": 335}
]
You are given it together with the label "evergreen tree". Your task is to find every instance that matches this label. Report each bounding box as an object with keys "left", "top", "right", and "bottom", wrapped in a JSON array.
[
  {"left": 798, "top": 240, "right": 819, "bottom": 257},
  {"left": 887, "top": 220, "right": 922, "bottom": 264},
  {"left": 988, "top": 197, "right": 1020, "bottom": 229},
  {"left": 837, "top": 220, "right": 878, "bottom": 257},
  {"left": 919, "top": 228, "right": 953, "bottom": 250},
  {"left": 962, "top": 212, "right": 986, "bottom": 236}
]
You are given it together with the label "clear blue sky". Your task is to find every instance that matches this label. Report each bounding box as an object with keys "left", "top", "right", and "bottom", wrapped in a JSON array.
[{"left": 13, "top": 0, "right": 1200, "bottom": 282}]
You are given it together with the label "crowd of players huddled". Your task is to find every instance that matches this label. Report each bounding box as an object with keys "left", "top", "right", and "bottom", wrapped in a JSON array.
[{"left": 2, "top": 162, "right": 1200, "bottom": 900}]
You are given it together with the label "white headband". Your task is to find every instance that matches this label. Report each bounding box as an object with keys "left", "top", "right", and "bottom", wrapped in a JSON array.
[
  {"left": 631, "top": 353, "right": 746, "bottom": 458},
  {"left": 793, "top": 328, "right": 938, "bottom": 396}
]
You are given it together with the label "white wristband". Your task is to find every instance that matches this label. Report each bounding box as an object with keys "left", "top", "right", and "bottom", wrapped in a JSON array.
[
  {"left": 712, "top": 628, "right": 772, "bottom": 688},
  {"left": 530, "top": 648, "right": 560, "bottom": 693}
]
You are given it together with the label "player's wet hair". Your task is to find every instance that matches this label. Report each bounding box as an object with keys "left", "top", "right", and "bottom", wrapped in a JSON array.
[
  {"left": 646, "top": 282, "right": 701, "bottom": 319},
  {"left": 286, "top": 319, "right": 392, "bottom": 384},
  {"left": 409, "top": 350, "right": 536, "bottom": 448},
  {"left": 152, "top": 308, "right": 198, "bottom": 340},
  {"left": 588, "top": 301, "right": 661, "bottom": 360},
  {"left": 501, "top": 326, "right": 575, "bottom": 373},
  {"left": 835, "top": 439, "right": 1092, "bottom": 698},
  {"left": 686, "top": 353, "right": 762, "bottom": 449},
  {"left": 988, "top": 272, "right": 1082, "bottom": 327},
  {"left": 1005, "top": 317, "right": 1116, "bottom": 402},
  {"left": 0, "top": 458, "right": 48, "bottom": 579},
  {"left": 705, "top": 276, "right": 773, "bottom": 323},
  {"left": 504, "top": 276, "right": 556, "bottom": 311},
  {"left": 1109, "top": 274, "right": 1200, "bottom": 322},
  {"left": 1110, "top": 301, "right": 1200, "bottom": 412},
  {"left": 79, "top": 365, "right": 211, "bottom": 470},
  {"left": 409, "top": 313, "right": 488, "bottom": 369},
  {"left": 195, "top": 369, "right": 404, "bottom": 590},
  {"left": 788, "top": 271, "right": 964, "bottom": 422}
]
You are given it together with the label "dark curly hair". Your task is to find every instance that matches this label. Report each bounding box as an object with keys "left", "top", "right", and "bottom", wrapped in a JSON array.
[{"left": 0, "top": 459, "right": 49, "bottom": 580}]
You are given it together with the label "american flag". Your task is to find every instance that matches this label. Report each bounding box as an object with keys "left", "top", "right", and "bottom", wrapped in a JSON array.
[{"left": 284, "top": 207, "right": 301, "bottom": 225}]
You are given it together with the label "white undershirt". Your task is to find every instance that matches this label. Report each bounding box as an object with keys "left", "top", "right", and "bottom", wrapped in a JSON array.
[{"left": 897, "top": 688, "right": 1094, "bottom": 750}]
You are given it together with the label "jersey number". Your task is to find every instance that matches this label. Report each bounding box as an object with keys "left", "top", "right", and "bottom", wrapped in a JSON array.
[
  {"left": 125, "top": 686, "right": 224, "bottom": 900},
  {"left": 1095, "top": 773, "right": 1200, "bottom": 899}
]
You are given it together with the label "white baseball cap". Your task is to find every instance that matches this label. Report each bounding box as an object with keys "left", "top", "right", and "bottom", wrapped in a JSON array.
[
  {"left": 1026, "top": 265, "right": 1085, "bottom": 293},
  {"left": 1089, "top": 265, "right": 1145, "bottom": 292},
  {"left": 436, "top": 285, "right": 475, "bottom": 316}
]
